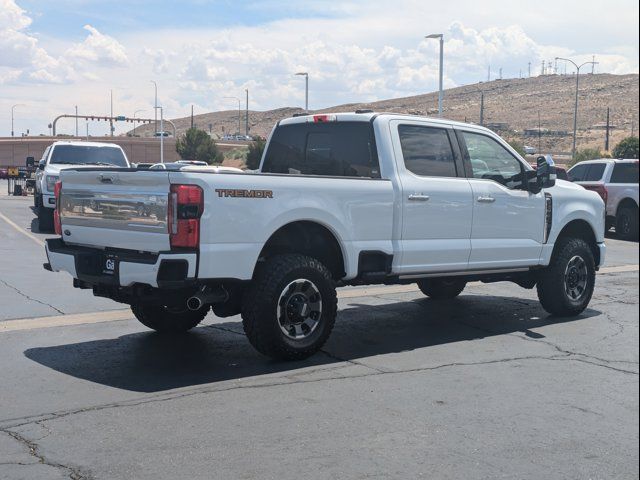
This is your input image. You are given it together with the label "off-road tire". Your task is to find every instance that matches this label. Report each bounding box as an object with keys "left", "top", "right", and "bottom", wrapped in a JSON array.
[
  {"left": 536, "top": 237, "right": 596, "bottom": 317},
  {"left": 417, "top": 278, "right": 467, "bottom": 299},
  {"left": 37, "top": 205, "right": 54, "bottom": 232},
  {"left": 616, "top": 206, "right": 639, "bottom": 241},
  {"left": 241, "top": 254, "right": 337, "bottom": 361},
  {"left": 131, "top": 304, "right": 208, "bottom": 333}
]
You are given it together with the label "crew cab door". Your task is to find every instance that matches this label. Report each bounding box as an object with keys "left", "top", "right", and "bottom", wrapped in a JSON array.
[
  {"left": 390, "top": 120, "right": 473, "bottom": 274},
  {"left": 457, "top": 129, "right": 545, "bottom": 269}
]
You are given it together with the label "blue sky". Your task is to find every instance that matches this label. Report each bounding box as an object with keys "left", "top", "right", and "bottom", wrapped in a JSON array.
[{"left": 1, "top": 0, "right": 638, "bottom": 136}]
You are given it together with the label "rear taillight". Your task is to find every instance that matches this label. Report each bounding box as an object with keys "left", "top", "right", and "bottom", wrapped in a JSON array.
[
  {"left": 54, "top": 181, "right": 62, "bottom": 235},
  {"left": 168, "top": 184, "right": 203, "bottom": 249},
  {"left": 590, "top": 184, "right": 608, "bottom": 205}
]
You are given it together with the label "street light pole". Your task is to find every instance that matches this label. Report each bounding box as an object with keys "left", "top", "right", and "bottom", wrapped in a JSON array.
[
  {"left": 555, "top": 57, "right": 598, "bottom": 158},
  {"left": 110, "top": 89, "right": 114, "bottom": 137},
  {"left": 224, "top": 96, "right": 241, "bottom": 135},
  {"left": 295, "top": 72, "right": 309, "bottom": 111},
  {"left": 245, "top": 88, "right": 249, "bottom": 137},
  {"left": 150, "top": 80, "right": 158, "bottom": 134},
  {"left": 154, "top": 106, "right": 164, "bottom": 163},
  {"left": 426, "top": 34, "right": 444, "bottom": 117},
  {"left": 11, "top": 104, "right": 25, "bottom": 137},
  {"left": 75, "top": 105, "right": 78, "bottom": 137}
]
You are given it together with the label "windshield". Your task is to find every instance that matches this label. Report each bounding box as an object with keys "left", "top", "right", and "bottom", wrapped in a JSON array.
[{"left": 49, "top": 145, "right": 128, "bottom": 167}]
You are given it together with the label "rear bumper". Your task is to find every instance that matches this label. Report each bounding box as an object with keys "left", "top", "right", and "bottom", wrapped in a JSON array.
[{"left": 44, "top": 238, "right": 197, "bottom": 288}]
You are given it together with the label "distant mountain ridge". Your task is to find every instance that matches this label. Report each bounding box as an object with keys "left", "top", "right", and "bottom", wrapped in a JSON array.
[{"left": 131, "top": 73, "right": 638, "bottom": 153}]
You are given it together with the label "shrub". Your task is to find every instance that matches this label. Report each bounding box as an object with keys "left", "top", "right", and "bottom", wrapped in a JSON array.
[
  {"left": 571, "top": 148, "right": 602, "bottom": 166},
  {"left": 612, "top": 137, "right": 639, "bottom": 159},
  {"left": 506, "top": 140, "right": 526, "bottom": 157},
  {"left": 176, "top": 128, "right": 222, "bottom": 164},
  {"left": 246, "top": 137, "right": 266, "bottom": 170}
]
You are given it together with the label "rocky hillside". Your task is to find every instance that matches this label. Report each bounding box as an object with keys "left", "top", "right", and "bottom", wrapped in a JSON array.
[{"left": 131, "top": 73, "right": 638, "bottom": 154}]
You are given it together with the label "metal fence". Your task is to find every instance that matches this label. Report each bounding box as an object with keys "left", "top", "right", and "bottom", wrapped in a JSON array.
[{"left": 7, "top": 177, "right": 35, "bottom": 196}]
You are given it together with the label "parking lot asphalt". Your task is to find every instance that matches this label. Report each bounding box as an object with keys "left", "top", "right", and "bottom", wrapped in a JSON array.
[{"left": 0, "top": 190, "right": 638, "bottom": 480}]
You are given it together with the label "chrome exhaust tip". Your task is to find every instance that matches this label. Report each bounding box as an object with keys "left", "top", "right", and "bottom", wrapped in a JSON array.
[{"left": 186, "top": 296, "right": 203, "bottom": 311}]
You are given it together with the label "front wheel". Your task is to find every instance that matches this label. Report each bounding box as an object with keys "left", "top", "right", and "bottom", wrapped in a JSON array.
[
  {"left": 37, "top": 205, "right": 54, "bottom": 232},
  {"left": 131, "top": 304, "right": 208, "bottom": 333},
  {"left": 241, "top": 254, "right": 337, "bottom": 361},
  {"left": 417, "top": 278, "right": 466, "bottom": 299},
  {"left": 536, "top": 237, "right": 596, "bottom": 316}
]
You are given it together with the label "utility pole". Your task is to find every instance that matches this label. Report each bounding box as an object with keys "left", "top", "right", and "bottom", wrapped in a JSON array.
[
  {"left": 592, "top": 56, "right": 596, "bottom": 74},
  {"left": 150, "top": 80, "right": 158, "bottom": 134},
  {"left": 487, "top": 65, "right": 491, "bottom": 82},
  {"left": 528, "top": 62, "right": 531, "bottom": 78},
  {"left": 479, "top": 90, "right": 484, "bottom": 126},
  {"left": 538, "top": 111, "right": 542, "bottom": 153},
  {"left": 110, "top": 90, "right": 114, "bottom": 137},
  {"left": 245, "top": 88, "right": 249, "bottom": 137},
  {"left": 605, "top": 107, "right": 610, "bottom": 151},
  {"left": 542, "top": 60, "right": 545, "bottom": 75},
  {"left": 499, "top": 68, "right": 502, "bottom": 80},
  {"left": 191, "top": 105, "right": 194, "bottom": 129},
  {"left": 295, "top": 72, "right": 309, "bottom": 111},
  {"left": 75, "top": 105, "right": 78, "bottom": 136}
]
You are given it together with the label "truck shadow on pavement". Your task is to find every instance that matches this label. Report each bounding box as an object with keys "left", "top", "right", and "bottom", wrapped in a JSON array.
[{"left": 24, "top": 294, "right": 601, "bottom": 393}]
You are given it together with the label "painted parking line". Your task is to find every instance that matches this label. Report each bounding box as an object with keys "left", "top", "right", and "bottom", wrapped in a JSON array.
[
  {"left": 1, "top": 263, "right": 636, "bottom": 333},
  {"left": 0, "top": 211, "right": 45, "bottom": 247}
]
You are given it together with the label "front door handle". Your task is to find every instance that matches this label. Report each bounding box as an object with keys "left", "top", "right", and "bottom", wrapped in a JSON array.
[
  {"left": 408, "top": 194, "right": 430, "bottom": 202},
  {"left": 477, "top": 196, "right": 496, "bottom": 203}
]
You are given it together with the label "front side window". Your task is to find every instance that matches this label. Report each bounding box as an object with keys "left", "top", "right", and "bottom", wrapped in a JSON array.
[
  {"left": 568, "top": 164, "right": 588, "bottom": 182},
  {"left": 262, "top": 122, "right": 380, "bottom": 178},
  {"left": 398, "top": 125, "right": 457, "bottom": 177},
  {"left": 461, "top": 131, "right": 523, "bottom": 186}
]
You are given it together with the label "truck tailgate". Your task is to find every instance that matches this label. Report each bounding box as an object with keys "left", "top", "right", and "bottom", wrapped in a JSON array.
[{"left": 59, "top": 169, "right": 171, "bottom": 252}]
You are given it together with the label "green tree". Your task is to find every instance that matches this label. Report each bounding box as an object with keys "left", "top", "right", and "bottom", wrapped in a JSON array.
[
  {"left": 246, "top": 137, "right": 266, "bottom": 170},
  {"left": 572, "top": 148, "right": 602, "bottom": 166},
  {"left": 176, "top": 128, "right": 222, "bottom": 164},
  {"left": 506, "top": 140, "right": 526, "bottom": 157},
  {"left": 612, "top": 136, "right": 639, "bottom": 159}
]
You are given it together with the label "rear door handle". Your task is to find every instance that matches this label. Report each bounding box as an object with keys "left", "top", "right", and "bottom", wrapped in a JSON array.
[
  {"left": 408, "top": 194, "right": 430, "bottom": 202},
  {"left": 477, "top": 196, "right": 496, "bottom": 203}
]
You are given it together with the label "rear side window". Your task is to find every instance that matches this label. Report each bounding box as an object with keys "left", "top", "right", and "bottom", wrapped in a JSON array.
[
  {"left": 584, "top": 163, "right": 606, "bottom": 181},
  {"left": 568, "top": 164, "right": 587, "bottom": 181},
  {"left": 262, "top": 122, "right": 380, "bottom": 178},
  {"left": 610, "top": 163, "right": 639, "bottom": 183},
  {"left": 398, "top": 125, "right": 457, "bottom": 177}
]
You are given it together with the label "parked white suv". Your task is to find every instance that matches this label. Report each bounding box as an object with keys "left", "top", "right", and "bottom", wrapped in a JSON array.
[
  {"left": 34, "top": 141, "right": 130, "bottom": 231},
  {"left": 45, "top": 113, "right": 605, "bottom": 360},
  {"left": 568, "top": 159, "right": 639, "bottom": 240}
]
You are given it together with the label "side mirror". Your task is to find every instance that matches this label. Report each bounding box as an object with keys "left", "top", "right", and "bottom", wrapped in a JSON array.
[
  {"left": 536, "top": 155, "right": 556, "bottom": 189},
  {"left": 38, "top": 159, "right": 45, "bottom": 170},
  {"left": 26, "top": 156, "right": 35, "bottom": 168}
]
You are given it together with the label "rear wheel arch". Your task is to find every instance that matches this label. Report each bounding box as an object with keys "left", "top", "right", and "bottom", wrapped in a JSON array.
[
  {"left": 256, "top": 220, "right": 346, "bottom": 280},
  {"left": 616, "top": 197, "right": 638, "bottom": 215}
]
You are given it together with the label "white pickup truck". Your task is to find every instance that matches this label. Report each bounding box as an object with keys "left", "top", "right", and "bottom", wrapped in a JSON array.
[
  {"left": 45, "top": 112, "right": 606, "bottom": 360},
  {"left": 567, "top": 159, "right": 639, "bottom": 241},
  {"left": 33, "top": 141, "right": 130, "bottom": 231}
]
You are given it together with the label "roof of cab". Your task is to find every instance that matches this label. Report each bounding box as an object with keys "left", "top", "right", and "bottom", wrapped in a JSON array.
[
  {"left": 278, "top": 111, "right": 496, "bottom": 135},
  {"left": 50, "top": 140, "right": 123, "bottom": 148}
]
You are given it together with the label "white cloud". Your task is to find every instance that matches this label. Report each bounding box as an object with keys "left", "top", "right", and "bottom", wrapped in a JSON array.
[
  {"left": 1, "top": 0, "right": 637, "bottom": 136},
  {"left": 66, "top": 25, "right": 129, "bottom": 67}
]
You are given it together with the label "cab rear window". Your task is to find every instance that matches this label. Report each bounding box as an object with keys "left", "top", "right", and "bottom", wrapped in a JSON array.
[{"left": 261, "top": 122, "right": 380, "bottom": 178}]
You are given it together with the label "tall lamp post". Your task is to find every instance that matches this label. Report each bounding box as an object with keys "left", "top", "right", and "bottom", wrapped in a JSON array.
[
  {"left": 295, "top": 72, "right": 309, "bottom": 111},
  {"left": 150, "top": 80, "right": 158, "bottom": 134},
  {"left": 154, "top": 106, "right": 164, "bottom": 163},
  {"left": 245, "top": 88, "right": 249, "bottom": 137},
  {"left": 11, "top": 104, "right": 25, "bottom": 137},
  {"left": 223, "top": 96, "right": 241, "bottom": 136},
  {"left": 425, "top": 33, "right": 444, "bottom": 117},
  {"left": 555, "top": 57, "right": 598, "bottom": 159}
]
